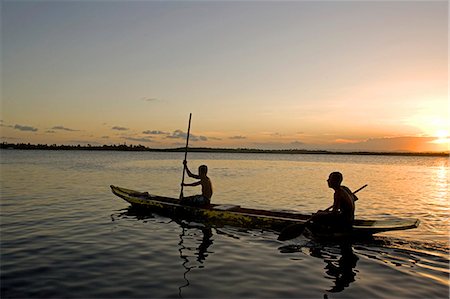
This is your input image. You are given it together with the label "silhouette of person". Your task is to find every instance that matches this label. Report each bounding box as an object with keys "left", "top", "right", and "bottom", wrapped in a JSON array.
[
  {"left": 181, "top": 161, "right": 213, "bottom": 206},
  {"left": 310, "top": 172, "right": 356, "bottom": 232}
]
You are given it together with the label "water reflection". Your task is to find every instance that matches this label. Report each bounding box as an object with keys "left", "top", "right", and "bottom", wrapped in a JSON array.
[
  {"left": 280, "top": 241, "right": 359, "bottom": 293},
  {"left": 177, "top": 222, "right": 213, "bottom": 298},
  {"left": 111, "top": 207, "right": 155, "bottom": 222},
  {"left": 433, "top": 164, "right": 448, "bottom": 204},
  {"left": 110, "top": 208, "right": 215, "bottom": 298},
  {"left": 311, "top": 242, "right": 358, "bottom": 292}
]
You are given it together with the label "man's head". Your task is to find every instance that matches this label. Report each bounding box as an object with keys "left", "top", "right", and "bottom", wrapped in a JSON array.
[
  {"left": 327, "top": 172, "right": 343, "bottom": 188},
  {"left": 199, "top": 165, "right": 208, "bottom": 177}
]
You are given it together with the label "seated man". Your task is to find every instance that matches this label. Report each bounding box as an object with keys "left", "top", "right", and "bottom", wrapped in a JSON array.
[
  {"left": 310, "top": 172, "right": 356, "bottom": 231},
  {"left": 181, "top": 160, "right": 213, "bottom": 206}
]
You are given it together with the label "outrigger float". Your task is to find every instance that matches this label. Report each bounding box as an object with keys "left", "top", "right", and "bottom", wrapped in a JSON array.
[{"left": 110, "top": 185, "right": 420, "bottom": 239}]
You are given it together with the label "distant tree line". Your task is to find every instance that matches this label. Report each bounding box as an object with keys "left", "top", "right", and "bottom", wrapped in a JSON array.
[
  {"left": 0, "top": 142, "right": 162, "bottom": 151},
  {"left": 0, "top": 142, "right": 328, "bottom": 153},
  {"left": 0, "top": 142, "right": 448, "bottom": 157}
]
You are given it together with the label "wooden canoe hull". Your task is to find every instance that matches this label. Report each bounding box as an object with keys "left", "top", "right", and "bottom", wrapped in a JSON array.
[{"left": 110, "top": 185, "right": 420, "bottom": 236}]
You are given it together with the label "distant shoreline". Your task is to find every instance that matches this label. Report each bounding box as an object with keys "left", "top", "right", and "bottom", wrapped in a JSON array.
[{"left": 1, "top": 142, "right": 448, "bottom": 157}]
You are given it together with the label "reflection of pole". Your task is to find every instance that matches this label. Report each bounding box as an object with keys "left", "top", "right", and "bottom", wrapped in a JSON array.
[
  {"left": 177, "top": 223, "right": 214, "bottom": 298},
  {"left": 178, "top": 226, "right": 193, "bottom": 298}
]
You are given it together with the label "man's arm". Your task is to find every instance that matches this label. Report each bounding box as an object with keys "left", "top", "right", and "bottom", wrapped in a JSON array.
[
  {"left": 182, "top": 181, "right": 201, "bottom": 187},
  {"left": 331, "top": 192, "right": 340, "bottom": 213},
  {"left": 319, "top": 193, "right": 339, "bottom": 214},
  {"left": 183, "top": 160, "right": 200, "bottom": 179}
]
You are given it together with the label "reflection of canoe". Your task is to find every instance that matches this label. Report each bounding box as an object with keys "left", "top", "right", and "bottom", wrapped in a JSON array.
[{"left": 110, "top": 185, "right": 420, "bottom": 237}]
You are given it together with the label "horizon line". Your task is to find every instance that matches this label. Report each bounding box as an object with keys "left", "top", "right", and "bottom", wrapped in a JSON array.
[{"left": 1, "top": 142, "right": 448, "bottom": 157}]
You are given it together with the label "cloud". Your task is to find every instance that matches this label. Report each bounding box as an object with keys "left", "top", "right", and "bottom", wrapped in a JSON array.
[
  {"left": 262, "top": 132, "right": 284, "bottom": 137},
  {"left": 13, "top": 124, "right": 38, "bottom": 132},
  {"left": 328, "top": 136, "right": 444, "bottom": 152},
  {"left": 166, "top": 130, "right": 208, "bottom": 142},
  {"left": 0, "top": 122, "right": 38, "bottom": 133},
  {"left": 143, "top": 130, "right": 169, "bottom": 135},
  {"left": 123, "top": 137, "right": 155, "bottom": 143},
  {"left": 166, "top": 130, "right": 188, "bottom": 139},
  {"left": 229, "top": 136, "right": 448, "bottom": 152},
  {"left": 112, "top": 126, "right": 129, "bottom": 131},
  {"left": 229, "top": 135, "right": 247, "bottom": 140},
  {"left": 52, "top": 125, "right": 79, "bottom": 132}
]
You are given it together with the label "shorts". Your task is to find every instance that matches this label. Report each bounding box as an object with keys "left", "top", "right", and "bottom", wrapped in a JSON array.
[{"left": 182, "top": 195, "right": 211, "bottom": 206}]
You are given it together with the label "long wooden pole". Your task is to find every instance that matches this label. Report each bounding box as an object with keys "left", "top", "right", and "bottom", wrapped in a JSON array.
[{"left": 179, "top": 113, "right": 192, "bottom": 199}]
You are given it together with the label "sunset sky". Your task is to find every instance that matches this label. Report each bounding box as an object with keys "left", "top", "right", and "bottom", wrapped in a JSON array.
[{"left": 1, "top": 1, "right": 448, "bottom": 152}]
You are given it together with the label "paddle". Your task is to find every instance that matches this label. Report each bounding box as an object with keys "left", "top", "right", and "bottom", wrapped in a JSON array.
[
  {"left": 277, "top": 184, "right": 368, "bottom": 241},
  {"left": 179, "top": 113, "right": 192, "bottom": 200}
]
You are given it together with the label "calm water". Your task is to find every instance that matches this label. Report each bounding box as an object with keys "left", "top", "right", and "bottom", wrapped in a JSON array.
[{"left": 1, "top": 150, "right": 448, "bottom": 298}]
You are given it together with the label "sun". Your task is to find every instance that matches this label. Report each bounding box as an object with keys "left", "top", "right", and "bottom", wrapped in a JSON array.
[{"left": 432, "top": 129, "right": 449, "bottom": 144}]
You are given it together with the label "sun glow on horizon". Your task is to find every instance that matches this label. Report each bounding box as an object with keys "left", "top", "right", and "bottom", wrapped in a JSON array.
[{"left": 431, "top": 129, "right": 450, "bottom": 145}]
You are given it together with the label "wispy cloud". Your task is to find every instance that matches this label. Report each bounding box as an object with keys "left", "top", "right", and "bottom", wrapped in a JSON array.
[
  {"left": 13, "top": 124, "right": 38, "bottom": 132},
  {"left": 112, "top": 126, "right": 129, "bottom": 131},
  {"left": 166, "top": 130, "right": 187, "bottom": 139},
  {"left": 262, "top": 132, "right": 284, "bottom": 137},
  {"left": 229, "top": 135, "right": 246, "bottom": 140},
  {"left": 0, "top": 122, "right": 37, "bottom": 131},
  {"left": 52, "top": 125, "right": 79, "bottom": 132},
  {"left": 327, "top": 136, "right": 444, "bottom": 152},
  {"left": 166, "top": 130, "right": 208, "bottom": 141},
  {"left": 143, "top": 130, "right": 169, "bottom": 135}
]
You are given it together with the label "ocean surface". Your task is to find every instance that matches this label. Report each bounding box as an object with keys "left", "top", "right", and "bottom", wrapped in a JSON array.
[{"left": 1, "top": 150, "right": 448, "bottom": 298}]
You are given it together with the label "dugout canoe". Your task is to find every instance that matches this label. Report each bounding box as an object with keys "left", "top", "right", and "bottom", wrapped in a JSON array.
[{"left": 110, "top": 185, "right": 420, "bottom": 237}]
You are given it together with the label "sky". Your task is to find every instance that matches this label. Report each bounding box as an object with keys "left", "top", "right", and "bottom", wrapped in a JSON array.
[{"left": 1, "top": 0, "right": 448, "bottom": 152}]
